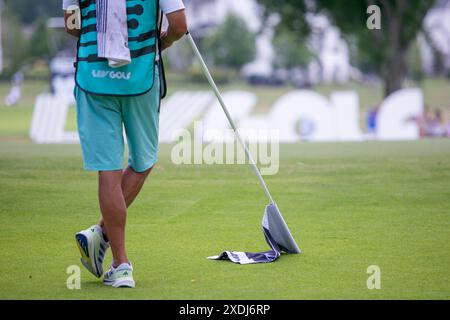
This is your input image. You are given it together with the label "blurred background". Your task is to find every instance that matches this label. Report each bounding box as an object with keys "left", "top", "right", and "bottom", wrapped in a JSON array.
[{"left": 0, "top": 0, "right": 450, "bottom": 141}]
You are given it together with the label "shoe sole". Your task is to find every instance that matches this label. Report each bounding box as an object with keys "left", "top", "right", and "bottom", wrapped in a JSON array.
[
  {"left": 104, "top": 277, "right": 135, "bottom": 288},
  {"left": 75, "top": 233, "right": 102, "bottom": 278}
]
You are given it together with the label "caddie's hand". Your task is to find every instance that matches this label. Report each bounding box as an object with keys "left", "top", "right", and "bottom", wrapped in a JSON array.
[
  {"left": 160, "top": 31, "right": 174, "bottom": 51},
  {"left": 64, "top": 10, "right": 81, "bottom": 38}
]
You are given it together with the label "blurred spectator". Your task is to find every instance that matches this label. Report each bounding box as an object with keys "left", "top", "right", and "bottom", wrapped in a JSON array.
[
  {"left": 366, "top": 105, "right": 380, "bottom": 135},
  {"left": 424, "top": 108, "right": 447, "bottom": 137},
  {"left": 4, "top": 71, "right": 24, "bottom": 107},
  {"left": 445, "top": 111, "right": 450, "bottom": 137},
  {"left": 421, "top": 106, "right": 433, "bottom": 137}
]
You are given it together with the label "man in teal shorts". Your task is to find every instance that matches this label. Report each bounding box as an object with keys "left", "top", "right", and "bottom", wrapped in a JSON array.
[{"left": 63, "top": 0, "right": 187, "bottom": 288}]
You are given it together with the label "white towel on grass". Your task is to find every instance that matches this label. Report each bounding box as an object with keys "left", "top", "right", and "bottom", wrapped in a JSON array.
[{"left": 96, "top": 0, "right": 131, "bottom": 68}]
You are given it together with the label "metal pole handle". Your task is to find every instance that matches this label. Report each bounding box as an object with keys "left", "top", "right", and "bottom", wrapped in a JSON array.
[{"left": 186, "top": 32, "right": 275, "bottom": 204}]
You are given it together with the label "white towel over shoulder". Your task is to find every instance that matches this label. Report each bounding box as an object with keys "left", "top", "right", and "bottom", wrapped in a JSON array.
[{"left": 96, "top": 0, "right": 131, "bottom": 68}]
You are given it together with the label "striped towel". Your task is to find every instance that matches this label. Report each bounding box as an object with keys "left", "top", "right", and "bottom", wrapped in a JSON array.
[
  {"left": 96, "top": 0, "right": 131, "bottom": 68},
  {"left": 207, "top": 204, "right": 301, "bottom": 264}
]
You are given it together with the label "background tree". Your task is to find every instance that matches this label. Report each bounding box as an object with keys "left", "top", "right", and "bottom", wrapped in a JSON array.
[
  {"left": 1, "top": 0, "right": 62, "bottom": 76},
  {"left": 273, "top": 29, "right": 312, "bottom": 69},
  {"left": 28, "top": 19, "right": 50, "bottom": 60},
  {"left": 257, "top": 0, "right": 437, "bottom": 97},
  {"left": 203, "top": 14, "right": 256, "bottom": 70},
  {"left": 258, "top": 0, "right": 310, "bottom": 38},
  {"left": 1, "top": 6, "right": 27, "bottom": 76},
  {"left": 4, "top": 0, "right": 61, "bottom": 25}
]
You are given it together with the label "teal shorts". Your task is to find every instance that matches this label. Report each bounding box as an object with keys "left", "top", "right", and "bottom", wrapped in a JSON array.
[{"left": 75, "top": 69, "right": 160, "bottom": 173}]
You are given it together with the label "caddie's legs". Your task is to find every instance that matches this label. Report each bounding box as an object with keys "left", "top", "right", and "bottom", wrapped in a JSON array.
[
  {"left": 122, "top": 166, "right": 153, "bottom": 206},
  {"left": 98, "top": 166, "right": 153, "bottom": 242},
  {"left": 98, "top": 170, "right": 129, "bottom": 267}
]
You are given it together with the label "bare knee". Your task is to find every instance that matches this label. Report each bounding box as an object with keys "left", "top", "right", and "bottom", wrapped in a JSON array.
[
  {"left": 129, "top": 165, "right": 153, "bottom": 178},
  {"left": 99, "top": 170, "right": 123, "bottom": 187}
]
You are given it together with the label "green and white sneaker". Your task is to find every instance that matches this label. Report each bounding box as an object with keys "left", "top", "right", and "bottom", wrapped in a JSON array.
[
  {"left": 103, "top": 263, "right": 135, "bottom": 288},
  {"left": 75, "top": 225, "right": 109, "bottom": 278}
]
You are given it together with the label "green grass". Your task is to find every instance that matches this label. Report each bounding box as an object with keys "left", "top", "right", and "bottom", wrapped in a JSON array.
[{"left": 0, "top": 140, "right": 450, "bottom": 299}]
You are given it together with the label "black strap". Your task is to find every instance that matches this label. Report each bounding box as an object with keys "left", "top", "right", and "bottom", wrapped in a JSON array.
[{"left": 157, "top": 9, "right": 168, "bottom": 102}]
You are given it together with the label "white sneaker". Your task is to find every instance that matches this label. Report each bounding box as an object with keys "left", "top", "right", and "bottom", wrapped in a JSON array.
[
  {"left": 103, "top": 263, "right": 135, "bottom": 288},
  {"left": 75, "top": 225, "right": 110, "bottom": 278}
]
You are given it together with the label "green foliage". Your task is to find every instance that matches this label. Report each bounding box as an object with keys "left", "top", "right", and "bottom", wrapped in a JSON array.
[
  {"left": 314, "top": 1, "right": 435, "bottom": 63},
  {"left": 1, "top": 8, "right": 27, "bottom": 76},
  {"left": 257, "top": 0, "right": 310, "bottom": 38},
  {"left": 1, "top": 14, "right": 53, "bottom": 76},
  {"left": 272, "top": 30, "right": 312, "bottom": 69},
  {"left": 28, "top": 19, "right": 50, "bottom": 60},
  {"left": 256, "top": 0, "right": 437, "bottom": 96},
  {"left": 203, "top": 14, "right": 256, "bottom": 70},
  {"left": 1, "top": 3, "right": 59, "bottom": 76},
  {"left": 317, "top": 0, "right": 436, "bottom": 95},
  {"left": 408, "top": 39, "right": 425, "bottom": 82},
  {"left": 256, "top": 1, "right": 313, "bottom": 69},
  {"left": 4, "top": 0, "right": 61, "bottom": 25}
]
